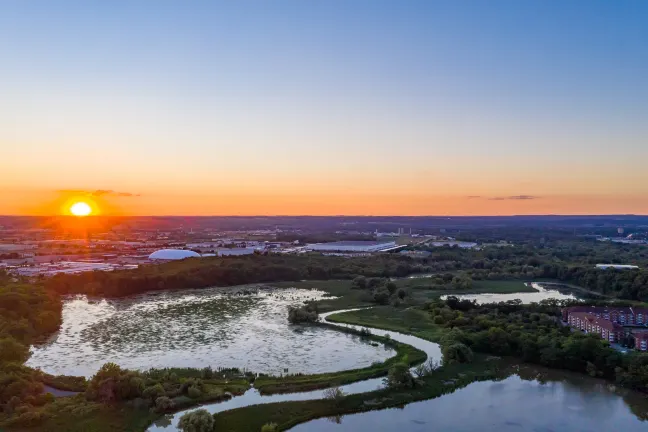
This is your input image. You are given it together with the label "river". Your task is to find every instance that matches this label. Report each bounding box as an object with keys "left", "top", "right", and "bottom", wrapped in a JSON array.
[
  {"left": 291, "top": 365, "right": 648, "bottom": 431},
  {"left": 147, "top": 309, "right": 443, "bottom": 431}
]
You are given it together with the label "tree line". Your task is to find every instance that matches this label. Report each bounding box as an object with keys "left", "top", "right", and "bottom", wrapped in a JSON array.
[{"left": 429, "top": 297, "right": 648, "bottom": 393}]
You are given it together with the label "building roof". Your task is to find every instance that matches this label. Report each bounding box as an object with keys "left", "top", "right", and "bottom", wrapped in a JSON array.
[
  {"left": 148, "top": 249, "right": 201, "bottom": 260},
  {"left": 565, "top": 305, "right": 648, "bottom": 315},
  {"left": 569, "top": 312, "right": 623, "bottom": 331},
  {"left": 310, "top": 241, "right": 394, "bottom": 246}
]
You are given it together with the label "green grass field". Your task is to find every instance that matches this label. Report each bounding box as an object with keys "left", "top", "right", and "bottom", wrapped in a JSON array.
[{"left": 327, "top": 307, "right": 447, "bottom": 343}]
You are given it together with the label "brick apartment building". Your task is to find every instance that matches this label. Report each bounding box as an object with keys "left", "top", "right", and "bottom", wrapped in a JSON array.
[
  {"left": 567, "top": 312, "right": 624, "bottom": 343},
  {"left": 562, "top": 306, "right": 648, "bottom": 326},
  {"left": 563, "top": 306, "right": 648, "bottom": 351},
  {"left": 633, "top": 330, "right": 648, "bottom": 351}
]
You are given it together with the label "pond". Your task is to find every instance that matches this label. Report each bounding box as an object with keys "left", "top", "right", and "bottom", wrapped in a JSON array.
[
  {"left": 147, "top": 309, "right": 443, "bottom": 431},
  {"left": 441, "top": 282, "right": 580, "bottom": 304},
  {"left": 291, "top": 366, "right": 648, "bottom": 431},
  {"left": 27, "top": 288, "right": 394, "bottom": 377}
]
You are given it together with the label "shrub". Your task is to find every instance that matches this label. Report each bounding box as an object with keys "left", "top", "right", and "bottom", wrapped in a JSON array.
[
  {"left": 143, "top": 384, "right": 166, "bottom": 401},
  {"left": 287, "top": 304, "right": 318, "bottom": 324},
  {"left": 261, "top": 423, "right": 278, "bottom": 432},
  {"left": 384, "top": 362, "right": 415, "bottom": 388},
  {"left": 323, "top": 387, "right": 345, "bottom": 406},
  {"left": 187, "top": 385, "right": 202, "bottom": 399},
  {"left": 177, "top": 409, "right": 215, "bottom": 432},
  {"left": 155, "top": 396, "right": 175, "bottom": 412},
  {"left": 442, "top": 343, "right": 474, "bottom": 364},
  {"left": 373, "top": 289, "right": 390, "bottom": 305}
]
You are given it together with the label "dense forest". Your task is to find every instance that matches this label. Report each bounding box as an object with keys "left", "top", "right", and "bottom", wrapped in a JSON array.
[
  {"left": 0, "top": 276, "right": 67, "bottom": 425},
  {"left": 432, "top": 297, "right": 648, "bottom": 393},
  {"left": 45, "top": 254, "right": 426, "bottom": 297},
  {"left": 43, "top": 240, "right": 648, "bottom": 301}
]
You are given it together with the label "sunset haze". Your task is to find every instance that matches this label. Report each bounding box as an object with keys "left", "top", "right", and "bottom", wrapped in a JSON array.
[{"left": 2, "top": 0, "right": 647, "bottom": 215}]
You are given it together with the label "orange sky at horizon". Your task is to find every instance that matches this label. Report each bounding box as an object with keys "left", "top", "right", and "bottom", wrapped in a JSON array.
[{"left": 2, "top": 188, "right": 647, "bottom": 217}]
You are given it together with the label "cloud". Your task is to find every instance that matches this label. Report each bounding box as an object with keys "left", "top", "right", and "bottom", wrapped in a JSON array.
[
  {"left": 508, "top": 195, "right": 538, "bottom": 200},
  {"left": 488, "top": 195, "right": 539, "bottom": 201},
  {"left": 466, "top": 196, "right": 481, "bottom": 199},
  {"left": 59, "top": 189, "right": 140, "bottom": 197}
]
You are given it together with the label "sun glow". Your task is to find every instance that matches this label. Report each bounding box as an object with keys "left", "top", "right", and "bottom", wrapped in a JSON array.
[{"left": 70, "top": 201, "right": 92, "bottom": 216}]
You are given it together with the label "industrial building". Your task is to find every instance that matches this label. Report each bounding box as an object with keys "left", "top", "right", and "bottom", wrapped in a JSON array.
[
  {"left": 305, "top": 240, "right": 396, "bottom": 253},
  {"left": 148, "top": 249, "right": 201, "bottom": 260},
  {"left": 595, "top": 264, "right": 639, "bottom": 270}
]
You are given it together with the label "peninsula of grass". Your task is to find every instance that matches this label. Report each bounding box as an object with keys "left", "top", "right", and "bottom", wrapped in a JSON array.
[
  {"left": 254, "top": 322, "right": 426, "bottom": 394},
  {"left": 326, "top": 306, "right": 448, "bottom": 343},
  {"left": 213, "top": 355, "right": 504, "bottom": 432}
]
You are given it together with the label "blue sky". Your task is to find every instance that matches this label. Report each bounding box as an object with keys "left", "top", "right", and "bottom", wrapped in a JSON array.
[{"left": 1, "top": 1, "right": 647, "bottom": 215}]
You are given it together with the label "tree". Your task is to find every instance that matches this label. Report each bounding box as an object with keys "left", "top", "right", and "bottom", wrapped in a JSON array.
[
  {"left": 155, "top": 396, "right": 175, "bottom": 412},
  {"left": 384, "top": 362, "right": 415, "bottom": 388},
  {"left": 177, "top": 409, "right": 215, "bottom": 432},
  {"left": 261, "top": 423, "right": 278, "bottom": 432},
  {"left": 386, "top": 281, "right": 397, "bottom": 295},
  {"left": 352, "top": 276, "right": 367, "bottom": 289},
  {"left": 373, "top": 289, "right": 390, "bottom": 305},
  {"left": 0, "top": 338, "right": 30, "bottom": 364},
  {"left": 323, "top": 386, "right": 345, "bottom": 406},
  {"left": 442, "top": 343, "right": 474, "bottom": 364}
]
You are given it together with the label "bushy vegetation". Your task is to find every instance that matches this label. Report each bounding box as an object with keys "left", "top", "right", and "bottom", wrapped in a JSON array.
[
  {"left": 429, "top": 297, "right": 648, "bottom": 392},
  {"left": 352, "top": 276, "right": 409, "bottom": 306},
  {"left": 408, "top": 241, "right": 648, "bottom": 301},
  {"left": 0, "top": 282, "right": 68, "bottom": 428},
  {"left": 383, "top": 362, "right": 415, "bottom": 388},
  {"left": 287, "top": 303, "right": 318, "bottom": 324},
  {"left": 45, "top": 254, "right": 426, "bottom": 298},
  {"left": 177, "top": 409, "right": 214, "bottom": 432}
]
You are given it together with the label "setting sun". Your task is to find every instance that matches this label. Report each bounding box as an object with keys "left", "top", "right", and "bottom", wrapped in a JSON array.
[{"left": 70, "top": 201, "right": 92, "bottom": 216}]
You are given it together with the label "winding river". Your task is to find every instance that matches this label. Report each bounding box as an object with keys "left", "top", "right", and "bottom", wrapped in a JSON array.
[
  {"left": 148, "top": 307, "right": 648, "bottom": 432},
  {"left": 147, "top": 309, "right": 443, "bottom": 431}
]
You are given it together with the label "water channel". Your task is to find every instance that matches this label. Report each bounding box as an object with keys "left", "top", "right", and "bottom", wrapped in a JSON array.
[
  {"left": 291, "top": 367, "right": 648, "bottom": 431},
  {"left": 149, "top": 308, "right": 648, "bottom": 432},
  {"left": 441, "top": 282, "right": 579, "bottom": 304},
  {"left": 148, "top": 309, "right": 443, "bottom": 431},
  {"left": 27, "top": 288, "right": 393, "bottom": 377}
]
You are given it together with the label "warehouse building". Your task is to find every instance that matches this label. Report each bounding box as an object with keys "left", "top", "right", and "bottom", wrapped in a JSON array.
[{"left": 305, "top": 240, "right": 396, "bottom": 253}]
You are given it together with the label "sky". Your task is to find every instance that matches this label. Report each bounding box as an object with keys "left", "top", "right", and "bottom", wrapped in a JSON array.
[{"left": 1, "top": 0, "right": 647, "bottom": 216}]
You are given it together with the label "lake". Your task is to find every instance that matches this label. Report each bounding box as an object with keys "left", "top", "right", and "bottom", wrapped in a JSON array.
[
  {"left": 441, "top": 282, "right": 579, "bottom": 304},
  {"left": 27, "top": 287, "right": 394, "bottom": 377},
  {"left": 291, "top": 366, "right": 648, "bottom": 431}
]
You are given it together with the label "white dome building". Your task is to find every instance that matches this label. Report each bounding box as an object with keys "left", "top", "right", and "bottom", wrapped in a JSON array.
[{"left": 148, "top": 249, "right": 201, "bottom": 261}]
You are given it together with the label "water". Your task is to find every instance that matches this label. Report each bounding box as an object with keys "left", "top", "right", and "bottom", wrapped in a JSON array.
[
  {"left": 27, "top": 288, "right": 394, "bottom": 377},
  {"left": 441, "top": 282, "right": 579, "bottom": 304},
  {"left": 291, "top": 368, "right": 648, "bottom": 431},
  {"left": 147, "top": 309, "right": 443, "bottom": 431}
]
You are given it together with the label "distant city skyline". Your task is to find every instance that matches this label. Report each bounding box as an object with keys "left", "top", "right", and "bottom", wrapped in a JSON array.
[{"left": 2, "top": 1, "right": 647, "bottom": 216}]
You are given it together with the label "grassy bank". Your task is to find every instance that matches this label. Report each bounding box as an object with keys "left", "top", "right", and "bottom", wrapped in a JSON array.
[
  {"left": 326, "top": 307, "right": 447, "bottom": 343},
  {"left": 213, "top": 356, "right": 503, "bottom": 432},
  {"left": 255, "top": 322, "right": 426, "bottom": 394}
]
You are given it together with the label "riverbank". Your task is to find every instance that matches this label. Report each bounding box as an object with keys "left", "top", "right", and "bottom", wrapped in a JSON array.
[
  {"left": 212, "top": 357, "right": 502, "bottom": 432},
  {"left": 255, "top": 322, "right": 426, "bottom": 394}
]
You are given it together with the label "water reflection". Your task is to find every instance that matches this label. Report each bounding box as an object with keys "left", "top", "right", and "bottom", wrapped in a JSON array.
[
  {"left": 146, "top": 309, "right": 443, "bottom": 432},
  {"left": 27, "top": 288, "right": 394, "bottom": 377},
  {"left": 291, "top": 365, "right": 648, "bottom": 431},
  {"left": 441, "top": 282, "right": 579, "bottom": 304}
]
